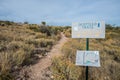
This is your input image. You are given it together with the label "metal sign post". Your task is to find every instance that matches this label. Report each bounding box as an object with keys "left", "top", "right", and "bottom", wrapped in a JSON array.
[
  {"left": 86, "top": 38, "right": 89, "bottom": 80},
  {"left": 72, "top": 21, "right": 105, "bottom": 80}
]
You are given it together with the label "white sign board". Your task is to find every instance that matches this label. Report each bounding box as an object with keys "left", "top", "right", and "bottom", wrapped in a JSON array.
[
  {"left": 76, "top": 51, "right": 100, "bottom": 67},
  {"left": 72, "top": 22, "right": 105, "bottom": 38}
]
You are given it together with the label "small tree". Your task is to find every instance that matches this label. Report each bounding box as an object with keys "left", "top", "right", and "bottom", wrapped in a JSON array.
[
  {"left": 41, "top": 21, "right": 46, "bottom": 26},
  {"left": 24, "top": 21, "right": 28, "bottom": 24}
]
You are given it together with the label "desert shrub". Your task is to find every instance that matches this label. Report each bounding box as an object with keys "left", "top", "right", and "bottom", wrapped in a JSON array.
[
  {"left": 28, "top": 25, "right": 40, "bottom": 32},
  {"left": 0, "top": 42, "right": 34, "bottom": 79},
  {"left": 0, "top": 22, "right": 63, "bottom": 79},
  {"left": 64, "top": 27, "right": 71, "bottom": 37},
  {"left": 0, "top": 33, "right": 13, "bottom": 42},
  {"left": 52, "top": 26, "right": 120, "bottom": 80},
  {"left": 51, "top": 39, "right": 86, "bottom": 80},
  {"left": 0, "top": 42, "right": 8, "bottom": 52},
  {"left": 7, "top": 41, "right": 23, "bottom": 51},
  {"left": 61, "top": 44, "right": 76, "bottom": 63},
  {"left": 39, "top": 26, "right": 51, "bottom": 36},
  {"left": 55, "top": 34, "right": 61, "bottom": 40},
  {"left": 49, "top": 34, "right": 62, "bottom": 41},
  {"left": 38, "top": 38, "right": 55, "bottom": 48},
  {"left": 24, "top": 21, "right": 28, "bottom": 24},
  {"left": 39, "top": 26, "right": 63, "bottom": 36},
  {"left": 0, "top": 52, "right": 12, "bottom": 75},
  {"left": 26, "top": 38, "right": 55, "bottom": 48},
  {"left": 1, "top": 41, "right": 35, "bottom": 65},
  {"left": 0, "top": 20, "right": 13, "bottom": 25},
  {"left": 0, "top": 51, "right": 25, "bottom": 80},
  {"left": 49, "top": 26, "right": 61, "bottom": 35},
  {"left": 51, "top": 57, "right": 83, "bottom": 80},
  {"left": 35, "top": 33, "right": 47, "bottom": 39}
]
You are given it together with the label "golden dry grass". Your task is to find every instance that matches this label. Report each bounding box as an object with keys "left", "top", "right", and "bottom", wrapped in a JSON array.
[
  {"left": 51, "top": 26, "right": 120, "bottom": 80},
  {"left": 0, "top": 24, "right": 63, "bottom": 79}
]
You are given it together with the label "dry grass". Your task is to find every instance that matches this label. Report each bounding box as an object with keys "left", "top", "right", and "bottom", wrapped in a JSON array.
[
  {"left": 63, "top": 27, "right": 71, "bottom": 38},
  {"left": 51, "top": 26, "right": 120, "bottom": 80},
  {"left": 0, "top": 24, "right": 62, "bottom": 79},
  {"left": 51, "top": 56, "right": 83, "bottom": 80}
]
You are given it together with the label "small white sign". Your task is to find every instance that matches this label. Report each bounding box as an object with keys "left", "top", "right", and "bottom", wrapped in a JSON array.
[
  {"left": 76, "top": 51, "right": 100, "bottom": 67},
  {"left": 72, "top": 22, "right": 105, "bottom": 38}
]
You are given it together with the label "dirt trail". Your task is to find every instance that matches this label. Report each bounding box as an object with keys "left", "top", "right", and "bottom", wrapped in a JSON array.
[{"left": 28, "top": 33, "right": 68, "bottom": 80}]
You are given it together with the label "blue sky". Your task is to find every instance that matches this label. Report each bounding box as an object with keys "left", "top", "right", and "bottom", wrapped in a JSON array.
[{"left": 0, "top": 0, "right": 120, "bottom": 26}]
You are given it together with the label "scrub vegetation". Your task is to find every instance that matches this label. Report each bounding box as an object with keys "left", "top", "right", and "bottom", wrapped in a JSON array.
[
  {"left": 0, "top": 20, "right": 120, "bottom": 80},
  {"left": 0, "top": 21, "right": 64, "bottom": 80},
  {"left": 51, "top": 25, "right": 120, "bottom": 80}
]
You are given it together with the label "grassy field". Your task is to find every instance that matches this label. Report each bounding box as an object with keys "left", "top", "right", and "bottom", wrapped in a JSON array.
[{"left": 51, "top": 25, "right": 120, "bottom": 80}]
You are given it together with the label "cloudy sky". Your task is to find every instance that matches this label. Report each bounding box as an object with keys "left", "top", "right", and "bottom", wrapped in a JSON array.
[{"left": 0, "top": 0, "right": 120, "bottom": 26}]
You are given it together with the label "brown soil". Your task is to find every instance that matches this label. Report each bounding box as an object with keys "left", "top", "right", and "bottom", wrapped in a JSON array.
[{"left": 27, "top": 33, "right": 68, "bottom": 80}]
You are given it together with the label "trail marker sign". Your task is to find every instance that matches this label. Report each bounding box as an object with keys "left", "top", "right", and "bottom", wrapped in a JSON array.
[
  {"left": 72, "top": 22, "right": 105, "bottom": 38},
  {"left": 76, "top": 51, "right": 100, "bottom": 67}
]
